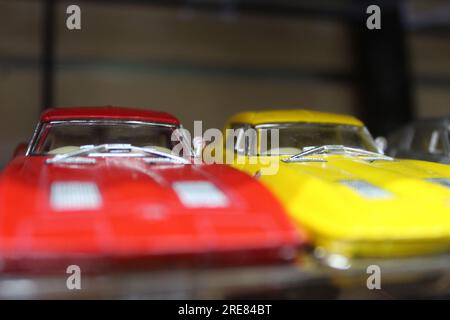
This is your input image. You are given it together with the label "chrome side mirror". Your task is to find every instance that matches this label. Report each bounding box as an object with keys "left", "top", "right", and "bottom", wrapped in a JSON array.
[{"left": 374, "top": 136, "right": 387, "bottom": 154}]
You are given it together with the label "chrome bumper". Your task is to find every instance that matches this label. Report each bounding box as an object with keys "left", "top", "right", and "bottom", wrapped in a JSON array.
[
  {"left": 0, "top": 264, "right": 326, "bottom": 299},
  {"left": 1, "top": 253, "right": 450, "bottom": 299},
  {"left": 302, "top": 251, "right": 450, "bottom": 298}
]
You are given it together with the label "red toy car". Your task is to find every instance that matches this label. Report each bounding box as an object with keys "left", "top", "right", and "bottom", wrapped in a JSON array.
[{"left": 0, "top": 106, "right": 303, "bottom": 297}]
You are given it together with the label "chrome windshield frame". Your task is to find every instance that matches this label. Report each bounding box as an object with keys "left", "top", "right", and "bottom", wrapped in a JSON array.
[
  {"left": 27, "top": 120, "right": 192, "bottom": 157},
  {"left": 254, "top": 122, "right": 379, "bottom": 156}
]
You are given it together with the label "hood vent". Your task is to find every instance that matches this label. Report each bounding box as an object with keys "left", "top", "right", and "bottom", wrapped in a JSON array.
[
  {"left": 50, "top": 182, "right": 102, "bottom": 211},
  {"left": 427, "top": 178, "right": 450, "bottom": 189},
  {"left": 172, "top": 181, "right": 229, "bottom": 208},
  {"left": 340, "top": 180, "right": 392, "bottom": 199}
]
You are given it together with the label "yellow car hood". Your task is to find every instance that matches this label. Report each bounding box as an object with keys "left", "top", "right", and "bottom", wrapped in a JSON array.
[{"left": 257, "top": 155, "right": 450, "bottom": 247}]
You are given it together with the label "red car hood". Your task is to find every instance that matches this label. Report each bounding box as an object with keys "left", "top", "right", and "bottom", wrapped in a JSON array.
[{"left": 0, "top": 156, "right": 301, "bottom": 271}]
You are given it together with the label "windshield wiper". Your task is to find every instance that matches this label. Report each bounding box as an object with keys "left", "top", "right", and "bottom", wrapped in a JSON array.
[
  {"left": 46, "top": 144, "right": 190, "bottom": 164},
  {"left": 45, "top": 157, "right": 97, "bottom": 165},
  {"left": 339, "top": 146, "right": 393, "bottom": 161},
  {"left": 283, "top": 145, "right": 393, "bottom": 163},
  {"left": 46, "top": 144, "right": 107, "bottom": 164},
  {"left": 282, "top": 145, "right": 339, "bottom": 162}
]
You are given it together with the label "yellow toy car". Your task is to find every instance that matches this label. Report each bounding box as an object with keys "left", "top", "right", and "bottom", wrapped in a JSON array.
[{"left": 224, "top": 109, "right": 450, "bottom": 269}]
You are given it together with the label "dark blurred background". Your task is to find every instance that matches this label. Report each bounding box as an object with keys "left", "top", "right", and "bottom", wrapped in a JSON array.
[{"left": 0, "top": 0, "right": 449, "bottom": 168}]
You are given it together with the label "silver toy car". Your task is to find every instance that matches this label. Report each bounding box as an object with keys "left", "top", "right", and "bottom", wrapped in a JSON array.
[{"left": 387, "top": 117, "right": 450, "bottom": 164}]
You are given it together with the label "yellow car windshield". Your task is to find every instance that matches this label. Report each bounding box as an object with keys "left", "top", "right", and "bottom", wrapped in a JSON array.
[{"left": 257, "top": 123, "right": 378, "bottom": 156}]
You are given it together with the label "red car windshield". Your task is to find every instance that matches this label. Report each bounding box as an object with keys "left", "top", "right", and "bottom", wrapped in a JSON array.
[{"left": 31, "top": 121, "right": 179, "bottom": 156}]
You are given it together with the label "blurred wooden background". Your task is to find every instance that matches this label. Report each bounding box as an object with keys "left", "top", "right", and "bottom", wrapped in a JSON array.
[{"left": 0, "top": 0, "right": 449, "bottom": 167}]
